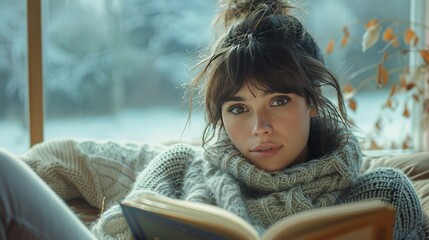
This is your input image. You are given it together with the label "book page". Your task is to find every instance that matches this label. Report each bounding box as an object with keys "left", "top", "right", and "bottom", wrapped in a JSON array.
[
  {"left": 331, "top": 226, "right": 373, "bottom": 240},
  {"left": 262, "top": 200, "right": 395, "bottom": 240}
]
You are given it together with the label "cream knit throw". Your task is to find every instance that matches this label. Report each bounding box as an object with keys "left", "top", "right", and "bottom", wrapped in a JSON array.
[{"left": 20, "top": 139, "right": 166, "bottom": 214}]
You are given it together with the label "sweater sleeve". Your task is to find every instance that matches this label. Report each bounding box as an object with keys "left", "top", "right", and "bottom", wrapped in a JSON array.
[
  {"left": 340, "top": 168, "right": 425, "bottom": 240},
  {"left": 20, "top": 138, "right": 166, "bottom": 208},
  {"left": 90, "top": 143, "right": 198, "bottom": 239}
]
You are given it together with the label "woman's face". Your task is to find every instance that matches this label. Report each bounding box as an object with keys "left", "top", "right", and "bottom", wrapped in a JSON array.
[{"left": 221, "top": 84, "right": 317, "bottom": 172}]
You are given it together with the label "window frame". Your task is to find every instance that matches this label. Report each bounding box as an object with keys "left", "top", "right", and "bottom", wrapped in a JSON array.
[
  {"left": 27, "top": 0, "right": 44, "bottom": 146},
  {"left": 410, "top": 0, "right": 428, "bottom": 152}
]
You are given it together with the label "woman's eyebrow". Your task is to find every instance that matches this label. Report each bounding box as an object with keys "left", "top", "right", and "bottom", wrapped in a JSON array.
[
  {"left": 262, "top": 90, "right": 276, "bottom": 96},
  {"left": 226, "top": 90, "right": 280, "bottom": 102},
  {"left": 225, "top": 96, "right": 245, "bottom": 102},
  {"left": 264, "top": 90, "right": 294, "bottom": 96}
]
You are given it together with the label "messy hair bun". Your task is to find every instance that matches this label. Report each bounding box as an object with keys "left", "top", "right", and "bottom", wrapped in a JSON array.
[{"left": 215, "top": 0, "right": 295, "bottom": 28}]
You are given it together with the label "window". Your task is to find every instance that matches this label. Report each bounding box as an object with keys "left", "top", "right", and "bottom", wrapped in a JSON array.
[
  {"left": 0, "top": 0, "right": 427, "bottom": 154},
  {"left": 0, "top": 0, "right": 29, "bottom": 154},
  {"left": 41, "top": 0, "right": 215, "bottom": 145}
]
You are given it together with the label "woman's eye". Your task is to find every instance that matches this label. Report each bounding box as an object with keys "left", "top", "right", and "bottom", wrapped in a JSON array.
[
  {"left": 228, "top": 105, "right": 247, "bottom": 114},
  {"left": 271, "top": 96, "right": 289, "bottom": 106}
]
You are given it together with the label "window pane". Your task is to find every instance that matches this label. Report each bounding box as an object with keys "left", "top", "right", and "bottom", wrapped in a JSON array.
[
  {"left": 43, "top": 0, "right": 215, "bottom": 144},
  {"left": 0, "top": 0, "right": 29, "bottom": 154}
]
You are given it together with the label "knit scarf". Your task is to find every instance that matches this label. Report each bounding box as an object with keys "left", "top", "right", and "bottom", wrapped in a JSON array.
[{"left": 198, "top": 130, "right": 362, "bottom": 232}]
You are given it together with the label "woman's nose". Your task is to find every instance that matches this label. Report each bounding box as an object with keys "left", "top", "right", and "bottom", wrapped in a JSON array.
[{"left": 251, "top": 112, "right": 272, "bottom": 136}]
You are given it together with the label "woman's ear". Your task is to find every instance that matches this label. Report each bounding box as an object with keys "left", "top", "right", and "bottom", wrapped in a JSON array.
[
  {"left": 310, "top": 106, "right": 318, "bottom": 117},
  {"left": 309, "top": 101, "right": 318, "bottom": 117}
]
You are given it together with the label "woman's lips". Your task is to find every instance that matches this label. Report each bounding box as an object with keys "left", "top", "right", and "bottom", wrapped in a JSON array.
[{"left": 249, "top": 143, "right": 283, "bottom": 158}]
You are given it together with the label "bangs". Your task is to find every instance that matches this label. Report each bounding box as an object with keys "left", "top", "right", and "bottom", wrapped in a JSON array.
[{"left": 217, "top": 41, "right": 309, "bottom": 103}]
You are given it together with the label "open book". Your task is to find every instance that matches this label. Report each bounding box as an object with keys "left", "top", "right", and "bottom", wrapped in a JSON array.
[{"left": 120, "top": 193, "right": 395, "bottom": 240}]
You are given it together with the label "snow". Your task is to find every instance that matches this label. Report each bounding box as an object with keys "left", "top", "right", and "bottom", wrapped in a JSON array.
[{"left": 0, "top": 107, "right": 205, "bottom": 154}]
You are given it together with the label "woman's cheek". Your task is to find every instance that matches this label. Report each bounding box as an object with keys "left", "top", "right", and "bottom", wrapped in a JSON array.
[{"left": 224, "top": 117, "right": 248, "bottom": 145}]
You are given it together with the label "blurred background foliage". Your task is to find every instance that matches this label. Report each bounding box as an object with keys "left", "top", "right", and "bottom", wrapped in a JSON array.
[{"left": 0, "top": 0, "right": 216, "bottom": 119}]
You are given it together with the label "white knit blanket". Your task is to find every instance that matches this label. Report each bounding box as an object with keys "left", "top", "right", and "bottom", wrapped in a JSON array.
[{"left": 20, "top": 139, "right": 165, "bottom": 214}]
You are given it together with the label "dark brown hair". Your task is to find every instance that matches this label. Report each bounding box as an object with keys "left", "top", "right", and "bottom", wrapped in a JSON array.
[{"left": 188, "top": 0, "right": 349, "bottom": 157}]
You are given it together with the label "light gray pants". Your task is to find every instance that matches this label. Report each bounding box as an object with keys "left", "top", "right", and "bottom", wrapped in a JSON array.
[{"left": 0, "top": 148, "right": 95, "bottom": 240}]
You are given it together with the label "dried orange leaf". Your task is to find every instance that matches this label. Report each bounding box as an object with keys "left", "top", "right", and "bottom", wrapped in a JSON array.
[
  {"left": 412, "top": 94, "right": 420, "bottom": 102},
  {"left": 385, "top": 98, "right": 393, "bottom": 109},
  {"left": 370, "top": 140, "right": 381, "bottom": 150},
  {"left": 348, "top": 98, "right": 357, "bottom": 112},
  {"left": 341, "top": 27, "right": 350, "bottom": 47},
  {"left": 402, "top": 141, "right": 410, "bottom": 149},
  {"left": 376, "top": 64, "right": 389, "bottom": 87},
  {"left": 420, "top": 50, "right": 429, "bottom": 64},
  {"left": 343, "top": 84, "right": 354, "bottom": 94},
  {"left": 382, "top": 52, "right": 389, "bottom": 62},
  {"left": 388, "top": 84, "right": 397, "bottom": 97},
  {"left": 362, "top": 24, "right": 380, "bottom": 52},
  {"left": 382, "top": 27, "right": 400, "bottom": 47},
  {"left": 406, "top": 83, "right": 416, "bottom": 91},
  {"left": 404, "top": 27, "right": 419, "bottom": 46},
  {"left": 326, "top": 39, "right": 335, "bottom": 55},
  {"left": 375, "top": 119, "right": 382, "bottom": 131},
  {"left": 365, "top": 19, "right": 379, "bottom": 29},
  {"left": 341, "top": 36, "right": 348, "bottom": 47},
  {"left": 403, "top": 104, "right": 410, "bottom": 118},
  {"left": 404, "top": 28, "right": 414, "bottom": 43},
  {"left": 383, "top": 27, "right": 396, "bottom": 41}
]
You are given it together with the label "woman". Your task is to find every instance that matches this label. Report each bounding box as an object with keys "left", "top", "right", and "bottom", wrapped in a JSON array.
[{"left": 0, "top": 0, "right": 424, "bottom": 239}]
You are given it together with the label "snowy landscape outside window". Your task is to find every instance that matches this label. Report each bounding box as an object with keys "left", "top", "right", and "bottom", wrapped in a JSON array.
[{"left": 0, "top": 0, "right": 427, "bottom": 154}]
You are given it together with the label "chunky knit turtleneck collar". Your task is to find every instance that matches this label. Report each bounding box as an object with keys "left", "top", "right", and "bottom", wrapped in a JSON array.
[
  {"left": 200, "top": 129, "right": 362, "bottom": 230},
  {"left": 203, "top": 129, "right": 362, "bottom": 192}
]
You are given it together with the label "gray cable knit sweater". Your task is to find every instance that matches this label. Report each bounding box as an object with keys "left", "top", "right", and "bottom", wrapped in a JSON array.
[{"left": 20, "top": 133, "right": 425, "bottom": 240}]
